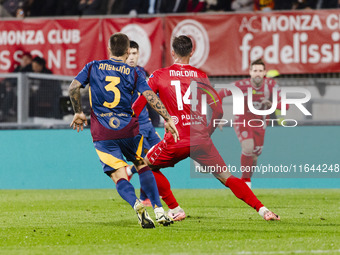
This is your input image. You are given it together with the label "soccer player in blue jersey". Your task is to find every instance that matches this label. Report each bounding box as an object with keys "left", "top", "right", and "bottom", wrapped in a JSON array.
[
  {"left": 68, "top": 33, "right": 178, "bottom": 228},
  {"left": 125, "top": 40, "right": 162, "bottom": 207}
]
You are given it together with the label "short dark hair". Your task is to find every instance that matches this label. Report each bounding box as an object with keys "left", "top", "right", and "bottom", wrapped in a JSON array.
[
  {"left": 109, "top": 33, "right": 129, "bottom": 57},
  {"left": 22, "top": 52, "right": 32, "bottom": 59},
  {"left": 32, "top": 56, "right": 46, "bottom": 67},
  {"left": 250, "top": 58, "right": 266, "bottom": 70},
  {"left": 129, "top": 40, "right": 139, "bottom": 50},
  {"left": 172, "top": 35, "right": 192, "bottom": 57}
]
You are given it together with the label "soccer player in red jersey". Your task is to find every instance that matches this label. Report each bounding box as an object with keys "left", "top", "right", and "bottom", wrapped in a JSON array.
[
  {"left": 68, "top": 33, "right": 178, "bottom": 228},
  {"left": 133, "top": 36, "right": 280, "bottom": 221},
  {"left": 218, "top": 59, "right": 286, "bottom": 188}
]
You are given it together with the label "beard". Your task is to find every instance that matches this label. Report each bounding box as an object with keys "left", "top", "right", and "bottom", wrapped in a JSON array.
[{"left": 252, "top": 76, "right": 263, "bottom": 87}]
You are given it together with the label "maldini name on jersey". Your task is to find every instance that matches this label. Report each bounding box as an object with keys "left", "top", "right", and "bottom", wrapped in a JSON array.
[{"left": 169, "top": 70, "right": 198, "bottom": 77}]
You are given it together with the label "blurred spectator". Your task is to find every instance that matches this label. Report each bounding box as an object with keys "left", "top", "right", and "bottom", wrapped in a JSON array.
[
  {"left": 27, "top": 0, "right": 44, "bottom": 16},
  {"left": 148, "top": 0, "right": 157, "bottom": 13},
  {"left": 292, "top": 0, "right": 318, "bottom": 9},
  {"left": 274, "top": 0, "right": 294, "bottom": 10},
  {"left": 110, "top": 0, "right": 125, "bottom": 14},
  {"left": 32, "top": 56, "right": 51, "bottom": 74},
  {"left": 317, "top": 0, "right": 339, "bottom": 9},
  {"left": 79, "top": 0, "right": 108, "bottom": 15},
  {"left": 0, "top": 79, "right": 16, "bottom": 122},
  {"left": 231, "top": 0, "right": 253, "bottom": 12},
  {"left": 55, "top": 0, "right": 79, "bottom": 16},
  {"left": 206, "top": 0, "right": 232, "bottom": 12},
  {"left": 254, "top": 0, "right": 274, "bottom": 11},
  {"left": 14, "top": 52, "right": 32, "bottom": 72},
  {"left": 110, "top": 0, "right": 151, "bottom": 15},
  {"left": 187, "top": 0, "right": 206, "bottom": 12},
  {"left": 15, "top": 5, "right": 25, "bottom": 17},
  {"left": 3, "top": 0, "right": 21, "bottom": 16},
  {"left": 30, "top": 56, "right": 62, "bottom": 119},
  {"left": 0, "top": 0, "right": 12, "bottom": 17},
  {"left": 159, "top": 0, "right": 188, "bottom": 13},
  {"left": 0, "top": 50, "right": 32, "bottom": 121}
]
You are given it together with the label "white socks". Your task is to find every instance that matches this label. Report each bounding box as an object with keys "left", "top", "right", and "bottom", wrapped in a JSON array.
[{"left": 258, "top": 206, "right": 269, "bottom": 218}]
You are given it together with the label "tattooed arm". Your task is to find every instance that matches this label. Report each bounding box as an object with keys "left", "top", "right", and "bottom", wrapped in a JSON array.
[
  {"left": 69, "top": 79, "right": 87, "bottom": 132},
  {"left": 142, "top": 90, "right": 180, "bottom": 142}
]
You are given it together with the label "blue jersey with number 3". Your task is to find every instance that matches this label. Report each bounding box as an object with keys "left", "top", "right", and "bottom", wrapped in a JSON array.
[{"left": 74, "top": 58, "right": 151, "bottom": 140}]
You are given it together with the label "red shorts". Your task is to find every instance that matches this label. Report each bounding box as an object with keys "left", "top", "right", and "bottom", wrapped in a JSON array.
[
  {"left": 234, "top": 123, "right": 266, "bottom": 156},
  {"left": 147, "top": 134, "right": 226, "bottom": 169}
]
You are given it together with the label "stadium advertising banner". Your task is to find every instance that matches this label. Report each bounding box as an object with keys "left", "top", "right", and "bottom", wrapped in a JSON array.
[
  {"left": 165, "top": 10, "right": 340, "bottom": 75},
  {"left": 0, "top": 18, "right": 103, "bottom": 75},
  {"left": 1, "top": 11, "right": 340, "bottom": 75},
  {"left": 0, "top": 17, "right": 163, "bottom": 76},
  {"left": 101, "top": 17, "right": 164, "bottom": 75}
]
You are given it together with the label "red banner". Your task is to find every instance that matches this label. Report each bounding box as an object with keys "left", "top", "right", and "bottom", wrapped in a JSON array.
[
  {"left": 2, "top": 10, "right": 340, "bottom": 76},
  {"left": 0, "top": 17, "right": 163, "bottom": 76},
  {"left": 165, "top": 10, "right": 340, "bottom": 75}
]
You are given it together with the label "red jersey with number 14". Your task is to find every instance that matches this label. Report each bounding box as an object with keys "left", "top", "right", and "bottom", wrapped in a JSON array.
[{"left": 134, "top": 63, "right": 222, "bottom": 147}]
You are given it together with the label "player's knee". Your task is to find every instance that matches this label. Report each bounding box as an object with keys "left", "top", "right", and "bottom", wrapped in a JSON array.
[
  {"left": 242, "top": 146, "right": 253, "bottom": 155},
  {"left": 133, "top": 158, "right": 145, "bottom": 168},
  {"left": 241, "top": 140, "right": 254, "bottom": 155}
]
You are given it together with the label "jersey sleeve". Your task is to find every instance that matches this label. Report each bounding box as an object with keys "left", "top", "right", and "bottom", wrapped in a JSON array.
[
  {"left": 135, "top": 68, "right": 152, "bottom": 94},
  {"left": 146, "top": 72, "right": 159, "bottom": 93},
  {"left": 74, "top": 61, "right": 96, "bottom": 88},
  {"left": 132, "top": 71, "right": 160, "bottom": 117}
]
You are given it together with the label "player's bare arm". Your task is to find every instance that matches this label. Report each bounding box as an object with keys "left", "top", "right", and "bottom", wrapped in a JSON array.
[
  {"left": 69, "top": 79, "right": 88, "bottom": 132},
  {"left": 142, "top": 90, "right": 180, "bottom": 142}
]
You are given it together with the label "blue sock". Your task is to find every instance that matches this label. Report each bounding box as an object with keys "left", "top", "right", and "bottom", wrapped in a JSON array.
[
  {"left": 131, "top": 165, "right": 138, "bottom": 174},
  {"left": 140, "top": 188, "right": 148, "bottom": 201},
  {"left": 138, "top": 167, "right": 162, "bottom": 208},
  {"left": 116, "top": 179, "right": 138, "bottom": 208}
]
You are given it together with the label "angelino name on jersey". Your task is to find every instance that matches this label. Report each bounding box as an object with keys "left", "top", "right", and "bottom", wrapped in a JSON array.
[
  {"left": 169, "top": 70, "right": 198, "bottom": 77},
  {"left": 98, "top": 63, "right": 130, "bottom": 75}
]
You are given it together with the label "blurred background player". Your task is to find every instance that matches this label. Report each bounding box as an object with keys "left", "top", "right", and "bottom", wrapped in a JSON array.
[
  {"left": 125, "top": 40, "right": 163, "bottom": 207},
  {"left": 68, "top": 32, "right": 177, "bottom": 228},
  {"left": 218, "top": 59, "right": 287, "bottom": 189},
  {"left": 133, "top": 36, "right": 280, "bottom": 221}
]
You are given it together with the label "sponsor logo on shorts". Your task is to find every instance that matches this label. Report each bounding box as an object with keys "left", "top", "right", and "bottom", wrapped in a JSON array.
[
  {"left": 171, "top": 19, "right": 209, "bottom": 68},
  {"left": 121, "top": 24, "right": 151, "bottom": 67}
]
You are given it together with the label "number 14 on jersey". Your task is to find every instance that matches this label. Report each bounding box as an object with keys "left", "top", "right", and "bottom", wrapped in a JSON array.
[{"left": 171, "top": 80, "right": 207, "bottom": 114}]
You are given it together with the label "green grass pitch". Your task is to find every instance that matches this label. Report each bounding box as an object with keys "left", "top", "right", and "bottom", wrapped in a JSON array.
[{"left": 1, "top": 189, "right": 339, "bottom": 255}]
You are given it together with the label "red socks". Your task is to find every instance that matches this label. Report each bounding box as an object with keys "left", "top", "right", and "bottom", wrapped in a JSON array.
[
  {"left": 152, "top": 170, "right": 179, "bottom": 209},
  {"left": 241, "top": 153, "right": 253, "bottom": 182},
  {"left": 225, "top": 175, "right": 263, "bottom": 212}
]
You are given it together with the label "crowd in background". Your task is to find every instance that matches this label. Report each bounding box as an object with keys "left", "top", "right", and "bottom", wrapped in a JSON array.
[{"left": 0, "top": 0, "right": 340, "bottom": 18}]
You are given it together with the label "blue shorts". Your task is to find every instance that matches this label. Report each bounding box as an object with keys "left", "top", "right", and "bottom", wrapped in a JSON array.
[
  {"left": 139, "top": 122, "right": 161, "bottom": 151},
  {"left": 93, "top": 134, "right": 145, "bottom": 174}
]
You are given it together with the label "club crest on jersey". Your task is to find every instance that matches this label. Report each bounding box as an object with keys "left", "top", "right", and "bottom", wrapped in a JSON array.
[
  {"left": 109, "top": 117, "right": 120, "bottom": 129},
  {"left": 171, "top": 116, "right": 179, "bottom": 125}
]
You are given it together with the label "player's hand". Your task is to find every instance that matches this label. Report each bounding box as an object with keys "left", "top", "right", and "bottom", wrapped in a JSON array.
[
  {"left": 218, "top": 124, "right": 223, "bottom": 131},
  {"left": 70, "top": 112, "right": 88, "bottom": 132},
  {"left": 165, "top": 119, "right": 180, "bottom": 143},
  {"left": 261, "top": 99, "right": 272, "bottom": 108}
]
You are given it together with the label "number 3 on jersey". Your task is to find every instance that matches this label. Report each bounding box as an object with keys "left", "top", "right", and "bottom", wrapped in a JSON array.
[
  {"left": 103, "top": 76, "right": 121, "bottom": 108},
  {"left": 171, "top": 80, "right": 207, "bottom": 114}
]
